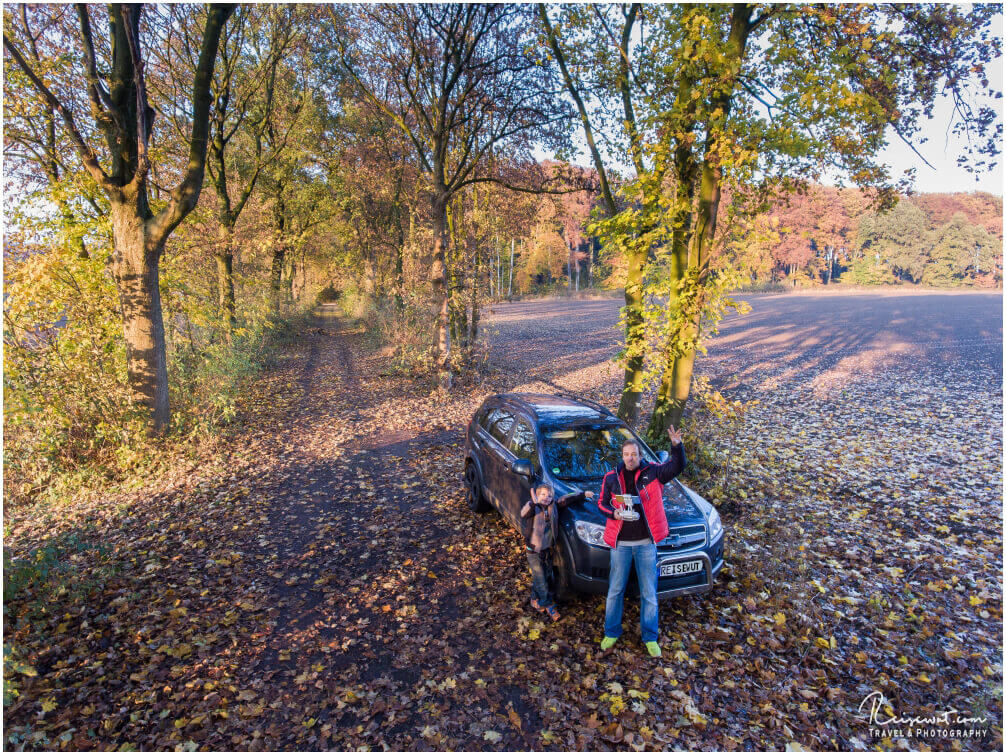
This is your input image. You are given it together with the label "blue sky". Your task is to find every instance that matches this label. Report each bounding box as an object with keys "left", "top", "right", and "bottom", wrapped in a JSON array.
[{"left": 876, "top": 49, "right": 1003, "bottom": 195}]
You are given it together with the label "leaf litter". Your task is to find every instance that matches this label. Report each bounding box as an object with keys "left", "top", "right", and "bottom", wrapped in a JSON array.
[{"left": 3, "top": 295, "right": 1001, "bottom": 751}]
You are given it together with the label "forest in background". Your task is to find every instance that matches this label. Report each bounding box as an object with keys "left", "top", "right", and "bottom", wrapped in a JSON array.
[
  {"left": 3, "top": 4, "right": 1001, "bottom": 506},
  {"left": 725, "top": 185, "right": 1002, "bottom": 289}
]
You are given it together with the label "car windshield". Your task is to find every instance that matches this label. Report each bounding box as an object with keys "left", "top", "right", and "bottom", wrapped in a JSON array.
[{"left": 541, "top": 425, "right": 657, "bottom": 480}]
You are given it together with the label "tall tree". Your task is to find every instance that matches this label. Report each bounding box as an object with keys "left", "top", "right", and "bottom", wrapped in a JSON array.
[
  {"left": 205, "top": 6, "right": 301, "bottom": 329},
  {"left": 857, "top": 199, "right": 932, "bottom": 283},
  {"left": 539, "top": 3, "right": 1001, "bottom": 436},
  {"left": 924, "top": 212, "right": 1000, "bottom": 287},
  {"left": 540, "top": 3, "right": 656, "bottom": 423},
  {"left": 151, "top": 5, "right": 305, "bottom": 329},
  {"left": 333, "top": 3, "right": 568, "bottom": 386},
  {"left": 4, "top": 3, "right": 234, "bottom": 434}
]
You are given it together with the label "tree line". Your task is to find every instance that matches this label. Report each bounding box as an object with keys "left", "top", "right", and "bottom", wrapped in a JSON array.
[
  {"left": 723, "top": 184, "right": 1003, "bottom": 288},
  {"left": 3, "top": 4, "right": 1000, "bottom": 503}
]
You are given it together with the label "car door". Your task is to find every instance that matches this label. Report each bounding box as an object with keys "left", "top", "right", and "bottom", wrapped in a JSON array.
[
  {"left": 505, "top": 416, "right": 541, "bottom": 525},
  {"left": 481, "top": 407, "right": 515, "bottom": 512},
  {"left": 468, "top": 404, "right": 492, "bottom": 483}
]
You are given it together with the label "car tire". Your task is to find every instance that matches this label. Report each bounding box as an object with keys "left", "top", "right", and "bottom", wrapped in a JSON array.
[
  {"left": 551, "top": 540, "right": 575, "bottom": 603},
  {"left": 464, "top": 461, "right": 490, "bottom": 512}
]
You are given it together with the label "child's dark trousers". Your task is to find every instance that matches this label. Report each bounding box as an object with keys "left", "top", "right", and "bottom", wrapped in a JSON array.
[{"left": 526, "top": 547, "right": 555, "bottom": 608}]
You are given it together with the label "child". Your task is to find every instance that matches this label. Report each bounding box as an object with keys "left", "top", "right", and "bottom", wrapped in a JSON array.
[{"left": 520, "top": 481, "right": 595, "bottom": 621}]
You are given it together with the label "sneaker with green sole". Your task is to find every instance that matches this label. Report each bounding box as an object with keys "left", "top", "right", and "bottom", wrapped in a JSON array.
[
  {"left": 645, "top": 641, "right": 662, "bottom": 657},
  {"left": 599, "top": 636, "right": 618, "bottom": 650}
]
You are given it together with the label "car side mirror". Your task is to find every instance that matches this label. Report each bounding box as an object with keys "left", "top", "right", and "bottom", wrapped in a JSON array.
[
  {"left": 658, "top": 450, "right": 670, "bottom": 463},
  {"left": 512, "top": 459, "right": 533, "bottom": 478}
]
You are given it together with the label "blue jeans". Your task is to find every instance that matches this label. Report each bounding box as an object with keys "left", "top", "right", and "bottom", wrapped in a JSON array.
[
  {"left": 526, "top": 548, "right": 554, "bottom": 608},
  {"left": 604, "top": 541, "right": 658, "bottom": 642}
]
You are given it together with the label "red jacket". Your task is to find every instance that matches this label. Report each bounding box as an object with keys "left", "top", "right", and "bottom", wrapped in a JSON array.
[{"left": 597, "top": 444, "right": 687, "bottom": 548}]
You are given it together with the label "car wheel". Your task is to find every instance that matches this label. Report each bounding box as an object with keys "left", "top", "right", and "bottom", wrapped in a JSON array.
[
  {"left": 464, "top": 462, "right": 490, "bottom": 512},
  {"left": 551, "top": 541, "right": 575, "bottom": 603}
]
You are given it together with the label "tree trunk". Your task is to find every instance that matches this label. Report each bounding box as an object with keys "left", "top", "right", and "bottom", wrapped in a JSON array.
[
  {"left": 647, "top": 245, "right": 694, "bottom": 438},
  {"left": 488, "top": 244, "right": 495, "bottom": 299},
  {"left": 269, "top": 193, "right": 287, "bottom": 315},
  {"left": 492, "top": 237, "right": 499, "bottom": 300},
  {"left": 395, "top": 241, "right": 404, "bottom": 308},
  {"left": 300, "top": 247, "right": 307, "bottom": 300},
  {"left": 647, "top": 123, "right": 698, "bottom": 440},
  {"left": 652, "top": 350, "right": 694, "bottom": 433},
  {"left": 446, "top": 197, "right": 466, "bottom": 351},
  {"left": 508, "top": 238, "right": 514, "bottom": 297},
  {"left": 363, "top": 256, "right": 377, "bottom": 296},
  {"left": 110, "top": 201, "right": 170, "bottom": 434},
  {"left": 270, "top": 247, "right": 285, "bottom": 315},
  {"left": 616, "top": 244, "right": 648, "bottom": 424},
  {"left": 653, "top": 164, "right": 723, "bottom": 435},
  {"left": 215, "top": 245, "right": 236, "bottom": 330},
  {"left": 431, "top": 193, "right": 451, "bottom": 384},
  {"left": 494, "top": 237, "right": 501, "bottom": 300},
  {"left": 469, "top": 242, "right": 480, "bottom": 346},
  {"left": 647, "top": 3, "right": 752, "bottom": 438},
  {"left": 569, "top": 241, "right": 575, "bottom": 294}
]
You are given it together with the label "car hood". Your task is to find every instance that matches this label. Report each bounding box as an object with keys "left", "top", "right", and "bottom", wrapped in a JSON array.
[{"left": 554, "top": 478, "right": 705, "bottom": 527}]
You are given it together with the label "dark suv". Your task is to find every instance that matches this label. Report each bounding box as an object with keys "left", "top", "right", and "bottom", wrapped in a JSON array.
[{"left": 463, "top": 393, "right": 724, "bottom": 600}]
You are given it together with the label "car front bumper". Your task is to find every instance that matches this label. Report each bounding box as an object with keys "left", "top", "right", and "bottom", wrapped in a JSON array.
[{"left": 566, "top": 533, "right": 725, "bottom": 600}]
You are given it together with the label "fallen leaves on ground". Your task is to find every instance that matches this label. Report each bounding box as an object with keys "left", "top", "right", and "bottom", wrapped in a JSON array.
[{"left": 4, "top": 295, "right": 1001, "bottom": 751}]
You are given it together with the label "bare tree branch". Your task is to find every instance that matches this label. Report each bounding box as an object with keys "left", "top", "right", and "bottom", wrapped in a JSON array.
[
  {"left": 2, "top": 33, "right": 118, "bottom": 194},
  {"left": 148, "top": 4, "right": 235, "bottom": 248}
]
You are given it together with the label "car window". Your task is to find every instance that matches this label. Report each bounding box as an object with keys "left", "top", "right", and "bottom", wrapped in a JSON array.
[
  {"left": 476, "top": 405, "right": 494, "bottom": 430},
  {"left": 508, "top": 419, "right": 540, "bottom": 471},
  {"left": 541, "top": 425, "right": 657, "bottom": 480},
  {"left": 479, "top": 406, "right": 501, "bottom": 431},
  {"left": 485, "top": 409, "right": 515, "bottom": 445}
]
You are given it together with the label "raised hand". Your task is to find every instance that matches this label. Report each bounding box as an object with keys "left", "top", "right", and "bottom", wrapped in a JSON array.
[{"left": 666, "top": 425, "right": 684, "bottom": 446}]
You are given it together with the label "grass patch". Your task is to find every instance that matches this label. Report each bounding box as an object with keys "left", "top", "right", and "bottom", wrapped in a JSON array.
[
  {"left": 3, "top": 526, "right": 114, "bottom": 605},
  {"left": 3, "top": 525, "right": 118, "bottom": 707}
]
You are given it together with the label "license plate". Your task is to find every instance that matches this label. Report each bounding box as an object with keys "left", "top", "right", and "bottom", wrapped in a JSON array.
[{"left": 659, "top": 559, "right": 703, "bottom": 577}]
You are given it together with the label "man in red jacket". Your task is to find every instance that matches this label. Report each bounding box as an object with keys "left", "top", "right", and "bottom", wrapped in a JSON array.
[{"left": 597, "top": 426, "right": 686, "bottom": 657}]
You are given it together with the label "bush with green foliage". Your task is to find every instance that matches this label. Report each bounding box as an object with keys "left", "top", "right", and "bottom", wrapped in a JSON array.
[
  {"left": 3, "top": 206, "right": 309, "bottom": 507},
  {"left": 840, "top": 256, "right": 898, "bottom": 285}
]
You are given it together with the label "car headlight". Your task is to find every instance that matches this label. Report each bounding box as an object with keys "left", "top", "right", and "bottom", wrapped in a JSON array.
[
  {"left": 575, "top": 521, "right": 609, "bottom": 548},
  {"left": 706, "top": 507, "right": 723, "bottom": 541}
]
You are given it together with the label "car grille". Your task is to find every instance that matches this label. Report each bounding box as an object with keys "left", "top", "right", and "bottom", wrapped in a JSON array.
[{"left": 657, "top": 524, "right": 706, "bottom": 552}]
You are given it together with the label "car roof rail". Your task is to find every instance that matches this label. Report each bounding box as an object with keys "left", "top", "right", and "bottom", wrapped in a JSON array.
[
  {"left": 496, "top": 395, "right": 541, "bottom": 422},
  {"left": 552, "top": 391, "right": 617, "bottom": 418}
]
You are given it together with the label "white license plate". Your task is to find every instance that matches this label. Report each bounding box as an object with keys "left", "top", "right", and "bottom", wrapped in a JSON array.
[{"left": 659, "top": 559, "right": 703, "bottom": 577}]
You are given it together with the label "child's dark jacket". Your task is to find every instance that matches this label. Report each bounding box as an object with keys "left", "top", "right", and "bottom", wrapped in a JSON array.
[{"left": 519, "top": 491, "right": 586, "bottom": 552}]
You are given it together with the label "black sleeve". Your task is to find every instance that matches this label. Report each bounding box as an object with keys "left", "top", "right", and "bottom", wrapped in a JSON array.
[
  {"left": 520, "top": 500, "right": 534, "bottom": 519},
  {"left": 597, "top": 472, "right": 617, "bottom": 519},
  {"left": 655, "top": 443, "right": 687, "bottom": 484},
  {"left": 557, "top": 491, "right": 585, "bottom": 508}
]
